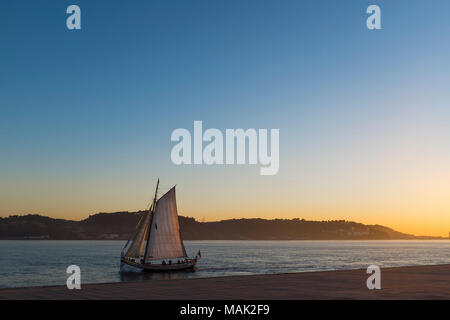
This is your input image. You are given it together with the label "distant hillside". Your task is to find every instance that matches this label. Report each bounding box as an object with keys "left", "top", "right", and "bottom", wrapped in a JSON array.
[{"left": 0, "top": 212, "right": 442, "bottom": 240}]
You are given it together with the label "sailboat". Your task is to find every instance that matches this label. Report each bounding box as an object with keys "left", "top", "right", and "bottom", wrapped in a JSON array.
[{"left": 120, "top": 179, "right": 197, "bottom": 272}]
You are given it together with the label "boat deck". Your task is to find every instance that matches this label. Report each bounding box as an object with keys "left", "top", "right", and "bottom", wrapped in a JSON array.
[{"left": 121, "top": 258, "right": 196, "bottom": 271}]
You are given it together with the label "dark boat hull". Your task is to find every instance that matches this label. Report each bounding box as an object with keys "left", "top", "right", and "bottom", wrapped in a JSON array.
[{"left": 120, "top": 258, "right": 196, "bottom": 272}]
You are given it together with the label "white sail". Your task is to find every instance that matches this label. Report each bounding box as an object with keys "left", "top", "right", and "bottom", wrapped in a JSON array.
[
  {"left": 145, "top": 187, "right": 187, "bottom": 261},
  {"left": 124, "top": 213, "right": 151, "bottom": 259}
]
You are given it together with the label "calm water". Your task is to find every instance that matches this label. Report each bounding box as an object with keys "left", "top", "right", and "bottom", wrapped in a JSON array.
[{"left": 1, "top": 240, "right": 450, "bottom": 288}]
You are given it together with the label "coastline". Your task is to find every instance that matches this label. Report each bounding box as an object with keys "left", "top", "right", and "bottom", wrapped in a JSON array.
[
  {"left": 1, "top": 264, "right": 450, "bottom": 300},
  {"left": 3, "top": 213, "right": 447, "bottom": 241}
]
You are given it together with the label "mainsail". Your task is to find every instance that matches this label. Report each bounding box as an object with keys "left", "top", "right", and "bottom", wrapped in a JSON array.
[
  {"left": 144, "top": 187, "right": 188, "bottom": 261},
  {"left": 122, "top": 183, "right": 187, "bottom": 262}
]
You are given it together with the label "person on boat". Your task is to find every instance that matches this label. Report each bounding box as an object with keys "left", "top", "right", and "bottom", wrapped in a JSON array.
[
  {"left": 169, "top": 260, "right": 172, "bottom": 265},
  {"left": 162, "top": 260, "right": 166, "bottom": 265}
]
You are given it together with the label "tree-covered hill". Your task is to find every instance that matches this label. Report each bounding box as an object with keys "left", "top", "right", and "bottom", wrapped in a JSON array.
[{"left": 0, "top": 212, "right": 440, "bottom": 240}]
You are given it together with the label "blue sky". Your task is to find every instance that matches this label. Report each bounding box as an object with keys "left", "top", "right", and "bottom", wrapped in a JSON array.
[{"left": 1, "top": 1, "right": 450, "bottom": 235}]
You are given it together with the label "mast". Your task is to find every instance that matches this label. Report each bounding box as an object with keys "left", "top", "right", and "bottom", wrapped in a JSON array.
[{"left": 143, "top": 178, "right": 159, "bottom": 261}]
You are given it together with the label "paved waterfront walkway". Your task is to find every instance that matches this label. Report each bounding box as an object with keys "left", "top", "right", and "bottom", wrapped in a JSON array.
[{"left": 1, "top": 264, "right": 449, "bottom": 299}]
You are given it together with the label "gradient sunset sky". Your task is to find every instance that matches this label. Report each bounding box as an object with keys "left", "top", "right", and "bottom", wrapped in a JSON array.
[{"left": 1, "top": 0, "right": 450, "bottom": 236}]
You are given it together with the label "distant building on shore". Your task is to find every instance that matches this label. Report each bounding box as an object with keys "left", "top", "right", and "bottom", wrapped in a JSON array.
[
  {"left": 99, "top": 233, "right": 120, "bottom": 240},
  {"left": 24, "top": 235, "right": 50, "bottom": 240}
]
